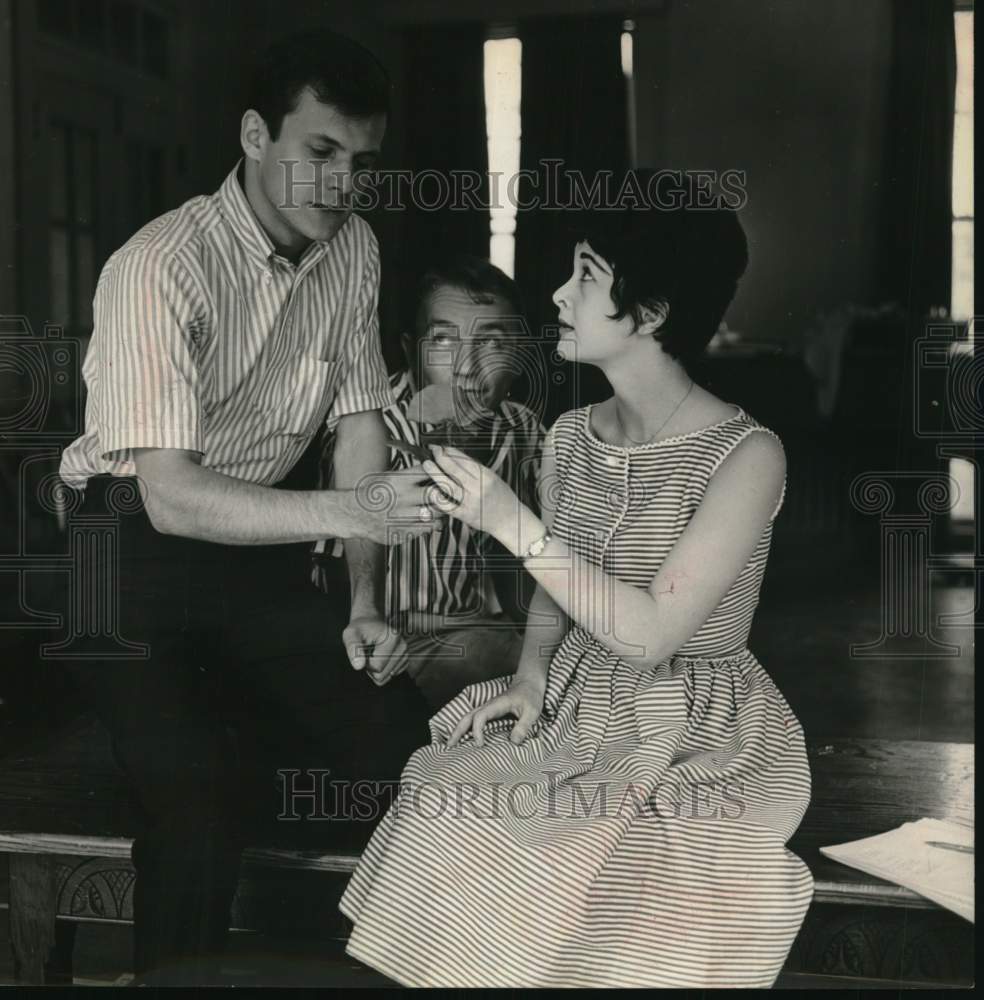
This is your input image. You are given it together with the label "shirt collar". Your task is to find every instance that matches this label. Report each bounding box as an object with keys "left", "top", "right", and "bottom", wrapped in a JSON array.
[
  {"left": 217, "top": 160, "right": 276, "bottom": 268},
  {"left": 217, "top": 159, "right": 329, "bottom": 272},
  {"left": 391, "top": 369, "right": 416, "bottom": 403}
]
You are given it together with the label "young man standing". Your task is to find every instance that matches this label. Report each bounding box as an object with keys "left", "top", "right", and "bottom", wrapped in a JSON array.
[{"left": 57, "top": 30, "right": 440, "bottom": 985}]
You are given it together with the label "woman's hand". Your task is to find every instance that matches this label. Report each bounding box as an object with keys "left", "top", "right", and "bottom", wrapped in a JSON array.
[
  {"left": 447, "top": 676, "right": 545, "bottom": 748},
  {"left": 423, "top": 444, "right": 521, "bottom": 542}
]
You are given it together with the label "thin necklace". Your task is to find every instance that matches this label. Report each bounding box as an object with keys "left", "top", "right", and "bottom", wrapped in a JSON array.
[{"left": 614, "top": 379, "right": 695, "bottom": 446}]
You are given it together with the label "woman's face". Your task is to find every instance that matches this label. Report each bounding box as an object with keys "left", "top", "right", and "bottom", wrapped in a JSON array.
[{"left": 551, "top": 241, "right": 636, "bottom": 366}]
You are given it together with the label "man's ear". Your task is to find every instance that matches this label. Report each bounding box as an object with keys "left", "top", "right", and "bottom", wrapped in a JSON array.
[
  {"left": 635, "top": 298, "right": 669, "bottom": 337},
  {"left": 240, "top": 109, "right": 268, "bottom": 164}
]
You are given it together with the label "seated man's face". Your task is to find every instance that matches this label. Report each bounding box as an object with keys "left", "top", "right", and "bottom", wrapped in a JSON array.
[{"left": 407, "top": 285, "right": 525, "bottom": 421}]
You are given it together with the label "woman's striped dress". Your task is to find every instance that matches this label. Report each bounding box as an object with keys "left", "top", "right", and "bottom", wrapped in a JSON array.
[{"left": 339, "top": 403, "right": 814, "bottom": 988}]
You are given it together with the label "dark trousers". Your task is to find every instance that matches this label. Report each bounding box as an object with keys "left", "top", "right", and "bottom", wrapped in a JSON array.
[{"left": 56, "top": 455, "right": 430, "bottom": 984}]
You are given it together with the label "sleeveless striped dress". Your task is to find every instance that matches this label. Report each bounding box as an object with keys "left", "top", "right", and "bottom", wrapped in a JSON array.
[{"left": 339, "top": 403, "right": 814, "bottom": 988}]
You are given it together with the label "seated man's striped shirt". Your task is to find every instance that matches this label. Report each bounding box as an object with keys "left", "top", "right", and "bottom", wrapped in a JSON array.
[
  {"left": 60, "top": 160, "right": 393, "bottom": 488},
  {"left": 314, "top": 370, "right": 545, "bottom": 620}
]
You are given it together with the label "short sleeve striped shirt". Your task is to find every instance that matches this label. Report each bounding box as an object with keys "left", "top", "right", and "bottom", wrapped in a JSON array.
[
  {"left": 59, "top": 160, "right": 393, "bottom": 487},
  {"left": 313, "top": 370, "right": 545, "bottom": 619}
]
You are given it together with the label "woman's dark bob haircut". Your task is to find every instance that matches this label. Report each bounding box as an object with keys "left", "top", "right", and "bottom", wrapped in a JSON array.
[{"left": 573, "top": 169, "right": 749, "bottom": 365}]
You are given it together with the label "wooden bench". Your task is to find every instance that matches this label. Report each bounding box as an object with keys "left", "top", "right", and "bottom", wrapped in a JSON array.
[
  {"left": 779, "top": 739, "right": 974, "bottom": 987},
  {"left": 0, "top": 714, "right": 974, "bottom": 985}
]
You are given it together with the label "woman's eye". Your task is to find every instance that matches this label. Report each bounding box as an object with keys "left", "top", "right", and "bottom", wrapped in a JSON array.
[
  {"left": 310, "top": 148, "right": 334, "bottom": 159},
  {"left": 579, "top": 268, "right": 594, "bottom": 282},
  {"left": 481, "top": 338, "right": 501, "bottom": 350},
  {"left": 432, "top": 333, "right": 455, "bottom": 345}
]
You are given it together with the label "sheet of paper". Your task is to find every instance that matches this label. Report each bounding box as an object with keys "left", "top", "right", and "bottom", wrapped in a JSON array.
[{"left": 820, "top": 817, "right": 974, "bottom": 922}]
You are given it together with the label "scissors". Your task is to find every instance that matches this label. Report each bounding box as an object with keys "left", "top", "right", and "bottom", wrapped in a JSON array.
[{"left": 386, "top": 438, "right": 431, "bottom": 462}]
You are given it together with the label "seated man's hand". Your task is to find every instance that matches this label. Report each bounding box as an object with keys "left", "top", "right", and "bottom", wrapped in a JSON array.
[{"left": 343, "top": 614, "right": 409, "bottom": 686}]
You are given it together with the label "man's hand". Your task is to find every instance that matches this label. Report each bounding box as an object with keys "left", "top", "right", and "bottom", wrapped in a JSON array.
[
  {"left": 347, "top": 467, "right": 447, "bottom": 545},
  {"left": 342, "top": 614, "right": 409, "bottom": 686}
]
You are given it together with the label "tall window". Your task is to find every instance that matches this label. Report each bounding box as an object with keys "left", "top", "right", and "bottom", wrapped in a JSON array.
[
  {"left": 621, "top": 20, "right": 637, "bottom": 168},
  {"left": 948, "top": 9, "right": 974, "bottom": 527},
  {"left": 48, "top": 122, "right": 98, "bottom": 334},
  {"left": 484, "top": 35, "right": 522, "bottom": 277},
  {"left": 483, "top": 27, "right": 637, "bottom": 275},
  {"left": 951, "top": 8, "right": 973, "bottom": 323}
]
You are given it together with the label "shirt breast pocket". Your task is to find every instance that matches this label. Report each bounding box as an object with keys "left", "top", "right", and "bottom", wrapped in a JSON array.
[{"left": 275, "top": 355, "right": 339, "bottom": 439}]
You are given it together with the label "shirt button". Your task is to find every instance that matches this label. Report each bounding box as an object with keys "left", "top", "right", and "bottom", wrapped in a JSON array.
[{"left": 605, "top": 455, "right": 620, "bottom": 467}]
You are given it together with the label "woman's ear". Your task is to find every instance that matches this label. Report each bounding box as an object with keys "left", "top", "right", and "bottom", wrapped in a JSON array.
[{"left": 636, "top": 299, "right": 669, "bottom": 337}]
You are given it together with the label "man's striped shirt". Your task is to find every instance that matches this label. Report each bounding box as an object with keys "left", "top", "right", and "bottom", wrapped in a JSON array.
[
  {"left": 60, "top": 160, "right": 392, "bottom": 487},
  {"left": 314, "top": 370, "right": 545, "bottom": 620}
]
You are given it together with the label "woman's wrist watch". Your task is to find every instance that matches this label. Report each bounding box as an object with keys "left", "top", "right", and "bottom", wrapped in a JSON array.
[{"left": 521, "top": 529, "right": 552, "bottom": 562}]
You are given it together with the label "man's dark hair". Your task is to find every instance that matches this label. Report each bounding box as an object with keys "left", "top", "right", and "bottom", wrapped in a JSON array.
[
  {"left": 409, "top": 255, "right": 526, "bottom": 340},
  {"left": 247, "top": 29, "right": 390, "bottom": 140},
  {"left": 575, "top": 170, "right": 749, "bottom": 366}
]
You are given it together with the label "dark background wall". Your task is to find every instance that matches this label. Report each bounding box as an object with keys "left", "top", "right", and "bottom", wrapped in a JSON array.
[{"left": 635, "top": 0, "right": 893, "bottom": 346}]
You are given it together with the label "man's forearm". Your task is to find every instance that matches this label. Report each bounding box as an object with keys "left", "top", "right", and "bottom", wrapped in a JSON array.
[
  {"left": 343, "top": 539, "right": 385, "bottom": 615},
  {"left": 333, "top": 410, "right": 389, "bottom": 615},
  {"left": 145, "top": 463, "right": 365, "bottom": 545}
]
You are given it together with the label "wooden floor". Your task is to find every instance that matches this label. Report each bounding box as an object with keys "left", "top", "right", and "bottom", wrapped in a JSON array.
[{"left": 753, "top": 548, "right": 975, "bottom": 744}]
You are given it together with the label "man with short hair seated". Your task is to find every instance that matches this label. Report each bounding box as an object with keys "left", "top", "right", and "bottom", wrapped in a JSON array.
[{"left": 315, "top": 256, "right": 545, "bottom": 709}]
